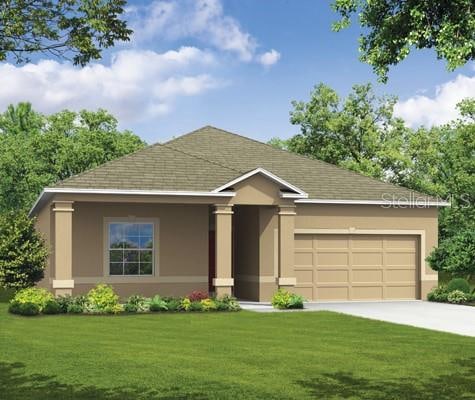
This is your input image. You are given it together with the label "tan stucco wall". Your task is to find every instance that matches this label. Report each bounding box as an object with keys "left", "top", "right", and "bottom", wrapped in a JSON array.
[
  {"left": 35, "top": 203, "right": 53, "bottom": 290},
  {"left": 52, "top": 202, "right": 209, "bottom": 297},
  {"left": 294, "top": 204, "right": 439, "bottom": 298}
]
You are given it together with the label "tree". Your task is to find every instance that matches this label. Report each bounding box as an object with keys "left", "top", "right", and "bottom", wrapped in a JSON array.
[
  {"left": 0, "top": 0, "right": 132, "bottom": 65},
  {"left": 427, "top": 229, "right": 475, "bottom": 281},
  {"left": 332, "top": 0, "right": 475, "bottom": 81},
  {"left": 0, "top": 103, "right": 146, "bottom": 213},
  {"left": 285, "top": 83, "right": 411, "bottom": 181},
  {"left": 0, "top": 211, "right": 48, "bottom": 289}
]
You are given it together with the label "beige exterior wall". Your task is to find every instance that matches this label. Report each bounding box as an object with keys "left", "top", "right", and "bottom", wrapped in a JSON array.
[
  {"left": 294, "top": 204, "right": 439, "bottom": 299},
  {"left": 35, "top": 203, "right": 53, "bottom": 290}
]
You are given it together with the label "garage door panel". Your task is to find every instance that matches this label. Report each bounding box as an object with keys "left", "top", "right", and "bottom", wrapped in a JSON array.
[
  {"left": 295, "top": 268, "right": 313, "bottom": 283},
  {"left": 352, "top": 269, "right": 383, "bottom": 283},
  {"left": 317, "top": 269, "right": 349, "bottom": 283},
  {"left": 295, "top": 251, "right": 313, "bottom": 266},
  {"left": 317, "top": 252, "right": 349, "bottom": 266},
  {"left": 352, "top": 286, "right": 383, "bottom": 300},
  {"left": 386, "top": 269, "right": 416, "bottom": 282},
  {"left": 352, "top": 252, "right": 383, "bottom": 266},
  {"left": 315, "top": 236, "right": 349, "bottom": 249},
  {"left": 295, "top": 234, "right": 419, "bottom": 301},
  {"left": 317, "top": 286, "right": 349, "bottom": 301},
  {"left": 385, "top": 286, "right": 416, "bottom": 299},
  {"left": 293, "top": 286, "right": 313, "bottom": 300}
]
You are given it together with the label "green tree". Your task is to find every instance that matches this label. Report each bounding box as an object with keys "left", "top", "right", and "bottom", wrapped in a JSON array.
[
  {"left": 332, "top": 0, "right": 475, "bottom": 81},
  {"left": 0, "top": 211, "right": 48, "bottom": 289},
  {"left": 0, "top": 103, "right": 146, "bottom": 213},
  {"left": 0, "top": 0, "right": 132, "bottom": 65},
  {"left": 286, "top": 83, "right": 410, "bottom": 181}
]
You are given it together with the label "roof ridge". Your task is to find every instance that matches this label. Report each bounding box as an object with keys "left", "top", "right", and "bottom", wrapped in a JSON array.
[
  {"left": 197, "top": 125, "right": 431, "bottom": 197},
  {"left": 162, "top": 140, "right": 243, "bottom": 175}
]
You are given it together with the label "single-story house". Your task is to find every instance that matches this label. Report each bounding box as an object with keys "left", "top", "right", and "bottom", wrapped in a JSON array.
[{"left": 30, "top": 126, "right": 446, "bottom": 301}]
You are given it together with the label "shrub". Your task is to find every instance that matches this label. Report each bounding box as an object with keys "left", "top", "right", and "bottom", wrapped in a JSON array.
[
  {"left": 271, "top": 289, "right": 304, "bottom": 310},
  {"left": 67, "top": 303, "right": 84, "bottom": 314},
  {"left": 0, "top": 211, "right": 48, "bottom": 290},
  {"left": 56, "top": 295, "right": 73, "bottom": 313},
  {"left": 200, "top": 298, "right": 217, "bottom": 311},
  {"left": 124, "top": 295, "right": 150, "bottom": 313},
  {"left": 43, "top": 299, "right": 61, "bottom": 314},
  {"left": 9, "top": 301, "right": 40, "bottom": 316},
  {"left": 180, "top": 297, "right": 192, "bottom": 311},
  {"left": 447, "top": 290, "right": 468, "bottom": 304},
  {"left": 85, "top": 284, "right": 120, "bottom": 314},
  {"left": 427, "top": 286, "right": 449, "bottom": 302},
  {"left": 447, "top": 278, "right": 471, "bottom": 294},
  {"left": 215, "top": 294, "right": 241, "bottom": 311},
  {"left": 149, "top": 295, "right": 168, "bottom": 312},
  {"left": 188, "top": 291, "right": 208, "bottom": 302},
  {"left": 165, "top": 298, "right": 181, "bottom": 312},
  {"left": 189, "top": 301, "right": 203, "bottom": 312},
  {"left": 11, "top": 287, "right": 53, "bottom": 311},
  {"left": 427, "top": 229, "right": 475, "bottom": 281}
]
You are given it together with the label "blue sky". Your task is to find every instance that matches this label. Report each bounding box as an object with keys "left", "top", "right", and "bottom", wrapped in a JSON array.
[{"left": 1, "top": 0, "right": 474, "bottom": 144}]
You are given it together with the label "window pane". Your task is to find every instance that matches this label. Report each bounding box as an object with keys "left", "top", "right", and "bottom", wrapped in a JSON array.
[
  {"left": 124, "top": 250, "right": 139, "bottom": 262},
  {"left": 110, "top": 262, "right": 123, "bottom": 275},
  {"left": 125, "top": 236, "right": 140, "bottom": 249},
  {"left": 139, "top": 236, "right": 153, "bottom": 248},
  {"left": 124, "top": 262, "right": 139, "bottom": 275},
  {"left": 110, "top": 250, "right": 123, "bottom": 262},
  {"left": 109, "top": 224, "right": 124, "bottom": 248},
  {"left": 125, "top": 223, "right": 140, "bottom": 236},
  {"left": 140, "top": 250, "right": 153, "bottom": 263},
  {"left": 140, "top": 224, "right": 153, "bottom": 236},
  {"left": 140, "top": 263, "right": 152, "bottom": 275}
]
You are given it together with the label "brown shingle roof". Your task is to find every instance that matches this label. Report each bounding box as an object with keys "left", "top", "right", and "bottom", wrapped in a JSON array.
[{"left": 55, "top": 125, "right": 435, "bottom": 201}]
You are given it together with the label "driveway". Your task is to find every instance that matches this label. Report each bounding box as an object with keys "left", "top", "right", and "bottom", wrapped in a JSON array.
[{"left": 240, "top": 300, "right": 475, "bottom": 337}]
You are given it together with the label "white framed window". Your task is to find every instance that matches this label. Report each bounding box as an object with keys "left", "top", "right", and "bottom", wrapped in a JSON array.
[{"left": 107, "top": 221, "right": 155, "bottom": 276}]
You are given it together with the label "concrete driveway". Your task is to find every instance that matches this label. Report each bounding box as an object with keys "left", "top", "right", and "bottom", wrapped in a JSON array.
[{"left": 240, "top": 300, "right": 475, "bottom": 337}]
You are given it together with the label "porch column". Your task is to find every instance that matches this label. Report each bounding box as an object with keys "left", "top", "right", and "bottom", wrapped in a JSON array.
[
  {"left": 213, "top": 204, "right": 234, "bottom": 296},
  {"left": 52, "top": 201, "right": 74, "bottom": 296},
  {"left": 277, "top": 205, "right": 297, "bottom": 288}
]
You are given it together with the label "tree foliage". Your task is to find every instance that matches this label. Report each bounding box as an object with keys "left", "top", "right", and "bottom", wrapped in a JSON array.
[
  {"left": 287, "top": 83, "right": 410, "bottom": 181},
  {"left": 0, "top": 0, "right": 132, "bottom": 65},
  {"left": 274, "top": 83, "right": 474, "bottom": 241},
  {"left": 0, "top": 103, "right": 146, "bottom": 213},
  {"left": 0, "top": 212, "right": 48, "bottom": 289},
  {"left": 332, "top": 0, "right": 475, "bottom": 81}
]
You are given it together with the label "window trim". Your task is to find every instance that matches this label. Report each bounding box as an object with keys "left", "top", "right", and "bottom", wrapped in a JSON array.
[{"left": 103, "top": 217, "right": 160, "bottom": 278}]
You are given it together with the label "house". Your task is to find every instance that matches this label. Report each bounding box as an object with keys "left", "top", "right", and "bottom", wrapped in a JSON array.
[{"left": 30, "top": 126, "right": 446, "bottom": 302}]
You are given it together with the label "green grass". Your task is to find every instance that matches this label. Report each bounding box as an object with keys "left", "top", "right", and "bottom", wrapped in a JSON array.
[{"left": 0, "top": 304, "right": 474, "bottom": 400}]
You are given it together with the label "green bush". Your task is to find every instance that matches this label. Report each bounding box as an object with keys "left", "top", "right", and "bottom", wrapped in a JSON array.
[
  {"left": 180, "top": 297, "right": 192, "bottom": 311},
  {"left": 447, "top": 290, "right": 468, "bottom": 304},
  {"left": 447, "top": 278, "right": 471, "bottom": 294},
  {"left": 11, "top": 287, "right": 53, "bottom": 311},
  {"left": 43, "top": 299, "right": 61, "bottom": 314},
  {"left": 427, "top": 286, "right": 449, "bottom": 302},
  {"left": 165, "top": 298, "right": 180, "bottom": 312},
  {"left": 271, "top": 289, "right": 304, "bottom": 310},
  {"left": 9, "top": 301, "right": 40, "bottom": 316},
  {"left": 427, "top": 229, "right": 475, "bottom": 281},
  {"left": 189, "top": 300, "right": 203, "bottom": 312},
  {"left": 216, "top": 294, "right": 241, "bottom": 311},
  {"left": 123, "top": 295, "right": 150, "bottom": 313},
  {"left": 0, "top": 212, "right": 48, "bottom": 290},
  {"left": 149, "top": 295, "right": 168, "bottom": 312},
  {"left": 200, "top": 298, "right": 217, "bottom": 311},
  {"left": 67, "top": 303, "right": 84, "bottom": 314},
  {"left": 85, "top": 284, "right": 121, "bottom": 314}
]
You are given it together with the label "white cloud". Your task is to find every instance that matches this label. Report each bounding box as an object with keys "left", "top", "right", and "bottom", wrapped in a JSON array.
[
  {"left": 128, "top": 0, "right": 279, "bottom": 65},
  {"left": 0, "top": 47, "right": 222, "bottom": 122},
  {"left": 258, "top": 49, "right": 281, "bottom": 67},
  {"left": 394, "top": 74, "right": 475, "bottom": 127}
]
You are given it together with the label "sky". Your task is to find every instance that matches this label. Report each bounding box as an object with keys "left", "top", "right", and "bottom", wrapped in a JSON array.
[{"left": 1, "top": 0, "right": 475, "bottom": 144}]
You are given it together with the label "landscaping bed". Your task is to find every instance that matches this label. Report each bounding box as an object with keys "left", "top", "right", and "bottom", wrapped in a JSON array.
[
  {"left": 7, "top": 285, "right": 241, "bottom": 316},
  {"left": 427, "top": 278, "right": 475, "bottom": 306}
]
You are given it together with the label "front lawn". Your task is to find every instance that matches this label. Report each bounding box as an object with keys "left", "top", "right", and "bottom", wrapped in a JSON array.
[{"left": 0, "top": 303, "right": 474, "bottom": 400}]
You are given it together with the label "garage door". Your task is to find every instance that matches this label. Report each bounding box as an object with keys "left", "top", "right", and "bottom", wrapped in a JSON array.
[{"left": 294, "top": 234, "right": 418, "bottom": 301}]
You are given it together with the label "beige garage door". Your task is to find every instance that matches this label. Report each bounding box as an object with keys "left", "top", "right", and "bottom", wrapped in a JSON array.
[{"left": 294, "top": 234, "right": 419, "bottom": 301}]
